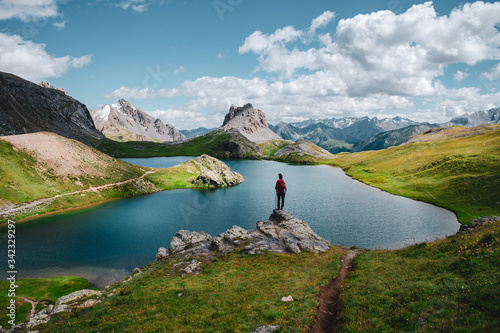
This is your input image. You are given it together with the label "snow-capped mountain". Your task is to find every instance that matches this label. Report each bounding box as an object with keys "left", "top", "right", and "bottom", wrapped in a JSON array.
[{"left": 441, "top": 107, "right": 500, "bottom": 128}]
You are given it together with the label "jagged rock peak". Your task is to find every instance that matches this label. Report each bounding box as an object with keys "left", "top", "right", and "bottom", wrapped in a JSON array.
[
  {"left": 38, "top": 81, "right": 68, "bottom": 96},
  {"left": 91, "top": 100, "right": 186, "bottom": 143},
  {"left": 220, "top": 103, "right": 282, "bottom": 143}
]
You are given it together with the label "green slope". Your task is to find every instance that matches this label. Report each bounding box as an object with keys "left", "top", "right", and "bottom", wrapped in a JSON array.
[
  {"left": 94, "top": 128, "right": 262, "bottom": 159},
  {"left": 0, "top": 132, "right": 243, "bottom": 222},
  {"left": 331, "top": 125, "right": 500, "bottom": 223}
]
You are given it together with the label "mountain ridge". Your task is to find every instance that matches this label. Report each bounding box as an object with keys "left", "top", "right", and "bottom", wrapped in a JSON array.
[
  {"left": 91, "top": 99, "right": 186, "bottom": 143},
  {"left": 0, "top": 71, "right": 104, "bottom": 145}
]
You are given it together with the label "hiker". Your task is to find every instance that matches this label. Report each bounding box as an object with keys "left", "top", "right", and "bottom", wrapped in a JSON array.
[{"left": 275, "top": 173, "right": 287, "bottom": 210}]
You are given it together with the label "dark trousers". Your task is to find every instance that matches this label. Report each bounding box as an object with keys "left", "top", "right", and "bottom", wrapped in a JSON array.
[{"left": 277, "top": 192, "right": 285, "bottom": 209}]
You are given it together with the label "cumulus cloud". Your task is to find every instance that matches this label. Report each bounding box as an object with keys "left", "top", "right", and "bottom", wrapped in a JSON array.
[
  {"left": 108, "top": 2, "right": 500, "bottom": 127},
  {"left": 482, "top": 63, "right": 500, "bottom": 80},
  {"left": 0, "top": 0, "right": 59, "bottom": 21},
  {"left": 0, "top": 33, "right": 92, "bottom": 82}
]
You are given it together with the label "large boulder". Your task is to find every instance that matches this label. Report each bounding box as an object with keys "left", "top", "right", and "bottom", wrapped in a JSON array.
[{"left": 180, "top": 154, "right": 244, "bottom": 187}]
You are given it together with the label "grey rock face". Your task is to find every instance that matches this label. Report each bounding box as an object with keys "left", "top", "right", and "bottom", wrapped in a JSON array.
[
  {"left": 156, "top": 210, "right": 331, "bottom": 268},
  {"left": 91, "top": 99, "right": 186, "bottom": 142},
  {"left": 0, "top": 71, "right": 104, "bottom": 145},
  {"left": 220, "top": 103, "right": 282, "bottom": 143},
  {"left": 170, "top": 230, "right": 213, "bottom": 252},
  {"left": 442, "top": 107, "right": 500, "bottom": 128}
]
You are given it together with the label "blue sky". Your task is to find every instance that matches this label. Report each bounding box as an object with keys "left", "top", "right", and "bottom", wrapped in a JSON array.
[{"left": 1, "top": 0, "right": 500, "bottom": 129}]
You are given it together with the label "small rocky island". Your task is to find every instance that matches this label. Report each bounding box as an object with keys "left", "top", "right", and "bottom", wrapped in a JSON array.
[{"left": 156, "top": 210, "right": 332, "bottom": 274}]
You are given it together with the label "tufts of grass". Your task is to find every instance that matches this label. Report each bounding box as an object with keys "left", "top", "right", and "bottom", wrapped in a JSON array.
[{"left": 339, "top": 221, "right": 500, "bottom": 332}]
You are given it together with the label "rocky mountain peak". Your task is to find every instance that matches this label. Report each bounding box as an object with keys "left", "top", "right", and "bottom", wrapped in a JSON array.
[
  {"left": 38, "top": 81, "right": 68, "bottom": 96},
  {"left": 220, "top": 103, "right": 281, "bottom": 143},
  {"left": 91, "top": 100, "right": 186, "bottom": 143}
]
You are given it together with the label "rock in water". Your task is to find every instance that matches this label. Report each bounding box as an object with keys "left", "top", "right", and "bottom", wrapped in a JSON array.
[
  {"left": 156, "top": 209, "right": 331, "bottom": 265},
  {"left": 219, "top": 103, "right": 282, "bottom": 143},
  {"left": 180, "top": 154, "right": 244, "bottom": 187}
]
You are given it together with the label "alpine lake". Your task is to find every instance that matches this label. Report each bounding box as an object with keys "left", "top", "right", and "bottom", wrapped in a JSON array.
[{"left": 0, "top": 157, "right": 460, "bottom": 287}]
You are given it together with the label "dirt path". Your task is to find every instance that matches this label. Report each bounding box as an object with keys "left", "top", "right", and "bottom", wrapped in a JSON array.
[
  {"left": 311, "top": 249, "right": 360, "bottom": 333},
  {"left": 0, "top": 170, "right": 156, "bottom": 219},
  {"left": 22, "top": 298, "right": 38, "bottom": 317}
]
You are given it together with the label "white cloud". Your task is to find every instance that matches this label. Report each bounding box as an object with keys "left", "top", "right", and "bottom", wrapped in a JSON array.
[
  {"left": 173, "top": 65, "right": 184, "bottom": 75},
  {"left": 0, "top": 33, "right": 92, "bottom": 82},
  {"left": 107, "top": 2, "right": 500, "bottom": 128},
  {"left": 117, "top": 0, "right": 151, "bottom": 12},
  {"left": 0, "top": 0, "right": 59, "bottom": 21},
  {"left": 53, "top": 20, "right": 66, "bottom": 29},
  {"left": 151, "top": 109, "right": 222, "bottom": 130},
  {"left": 308, "top": 10, "right": 335, "bottom": 34},
  {"left": 482, "top": 63, "right": 500, "bottom": 80},
  {"left": 453, "top": 70, "right": 469, "bottom": 82}
]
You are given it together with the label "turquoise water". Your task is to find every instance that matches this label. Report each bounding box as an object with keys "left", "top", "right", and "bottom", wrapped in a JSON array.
[{"left": 0, "top": 158, "right": 459, "bottom": 286}]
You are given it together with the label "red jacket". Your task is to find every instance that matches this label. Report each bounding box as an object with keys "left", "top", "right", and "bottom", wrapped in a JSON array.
[{"left": 275, "top": 179, "right": 287, "bottom": 194}]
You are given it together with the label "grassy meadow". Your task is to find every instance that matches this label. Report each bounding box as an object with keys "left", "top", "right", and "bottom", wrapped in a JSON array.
[
  {"left": 330, "top": 125, "right": 500, "bottom": 223},
  {"left": 15, "top": 249, "right": 344, "bottom": 332}
]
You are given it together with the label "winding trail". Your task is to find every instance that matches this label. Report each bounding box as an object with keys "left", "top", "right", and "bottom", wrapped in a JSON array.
[
  {"left": 0, "top": 170, "right": 156, "bottom": 220},
  {"left": 311, "top": 249, "right": 361, "bottom": 333}
]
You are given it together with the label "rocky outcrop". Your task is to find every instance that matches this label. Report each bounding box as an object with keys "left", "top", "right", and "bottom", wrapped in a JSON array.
[
  {"left": 156, "top": 210, "right": 331, "bottom": 269},
  {"left": 179, "top": 154, "right": 244, "bottom": 187},
  {"left": 458, "top": 216, "right": 500, "bottom": 233},
  {"left": 0, "top": 71, "right": 104, "bottom": 145},
  {"left": 9, "top": 289, "right": 103, "bottom": 331},
  {"left": 274, "top": 140, "right": 334, "bottom": 160},
  {"left": 91, "top": 99, "right": 186, "bottom": 143},
  {"left": 220, "top": 103, "right": 282, "bottom": 143}
]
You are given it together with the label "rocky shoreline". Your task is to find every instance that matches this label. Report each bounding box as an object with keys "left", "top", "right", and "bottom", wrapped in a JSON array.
[{"left": 155, "top": 209, "right": 332, "bottom": 272}]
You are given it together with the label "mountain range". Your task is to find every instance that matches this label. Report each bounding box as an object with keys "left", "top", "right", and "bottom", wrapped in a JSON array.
[
  {"left": 1, "top": 70, "right": 499, "bottom": 154},
  {"left": 267, "top": 109, "right": 500, "bottom": 153}
]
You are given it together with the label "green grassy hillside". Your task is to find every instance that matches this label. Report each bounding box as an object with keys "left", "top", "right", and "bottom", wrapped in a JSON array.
[
  {"left": 0, "top": 133, "right": 146, "bottom": 213},
  {"left": 340, "top": 221, "right": 500, "bottom": 332},
  {"left": 95, "top": 129, "right": 262, "bottom": 159},
  {"left": 0, "top": 133, "right": 242, "bottom": 222},
  {"left": 330, "top": 125, "right": 500, "bottom": 223}
]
